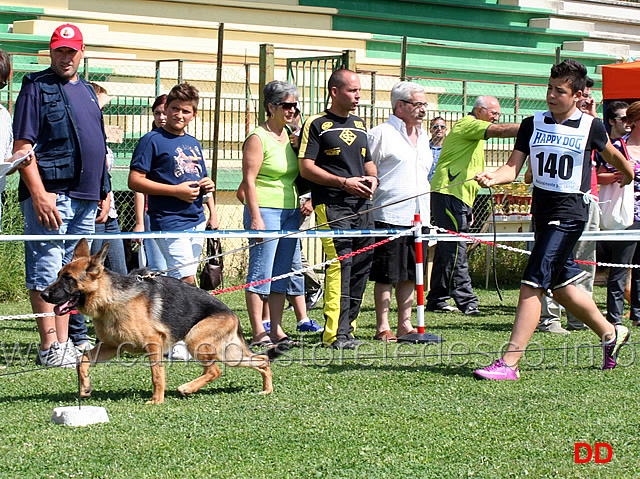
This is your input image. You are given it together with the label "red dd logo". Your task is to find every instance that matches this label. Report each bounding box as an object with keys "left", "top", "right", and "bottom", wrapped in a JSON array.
[{"left": 574, "top": 443, "right": 612, "bottom": 463}]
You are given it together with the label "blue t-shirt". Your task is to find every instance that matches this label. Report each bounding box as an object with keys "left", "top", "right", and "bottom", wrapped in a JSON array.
[
  {"left": 130, "top": 128, "right": 207, "bottom": 231},
  {"left": 13, "top": 78, "right": 105, "bottom": 200}
]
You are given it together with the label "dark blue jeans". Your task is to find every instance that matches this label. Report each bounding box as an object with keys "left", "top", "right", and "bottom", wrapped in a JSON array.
[
  {"left": 91, "top": 216, "right": 128, "bottom": 274},
  {"left": 68, "top": 312, "right": 88, "bottom": 345}
]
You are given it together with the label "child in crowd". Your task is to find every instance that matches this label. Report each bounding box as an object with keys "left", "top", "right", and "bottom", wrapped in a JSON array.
[
  {"left": 474, "top": 59, "right": 634, "bottom": 380},
  {"left": 128, "top": 82, "right": 217, "bottom": 285}
]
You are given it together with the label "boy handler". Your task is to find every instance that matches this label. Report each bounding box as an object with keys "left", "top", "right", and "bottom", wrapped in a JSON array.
[{"left": 474, "top": 59, "right": 634, "bottom": 380}]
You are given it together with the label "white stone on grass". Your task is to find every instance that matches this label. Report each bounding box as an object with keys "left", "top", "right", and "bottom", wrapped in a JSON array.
[{"left": 51, "top": 406, "right": 109, "bottom": 427}]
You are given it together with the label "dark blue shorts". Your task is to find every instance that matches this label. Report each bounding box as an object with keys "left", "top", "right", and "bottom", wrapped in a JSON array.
[{"left": 521, "top": 218, "right": 587, "bottom": 294}]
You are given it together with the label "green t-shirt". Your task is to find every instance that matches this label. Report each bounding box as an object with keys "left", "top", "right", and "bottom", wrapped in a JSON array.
[
  {"left": 430, "top": 114, "right": 491, "bottom": 207},
  {"left": 245, "top": 126, "right": 299, "bottom": 209}
]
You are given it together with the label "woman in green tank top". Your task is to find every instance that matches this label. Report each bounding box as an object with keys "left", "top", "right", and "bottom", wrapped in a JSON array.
[{"left": 238, "top": 80, "right": 309, "bottom": 347}]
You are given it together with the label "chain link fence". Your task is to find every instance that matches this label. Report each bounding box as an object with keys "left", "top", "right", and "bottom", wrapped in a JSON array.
[{"left": 2, "top": 53, "right": 598, "bottom": 277}]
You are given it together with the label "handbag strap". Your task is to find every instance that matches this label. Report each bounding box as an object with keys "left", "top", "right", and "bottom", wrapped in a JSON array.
[
  {"left": 618, "top": 136, "right": 632, "bottom": 162},
  {"left": 207, "top": 237, "right": 223, "bottom": 268}
]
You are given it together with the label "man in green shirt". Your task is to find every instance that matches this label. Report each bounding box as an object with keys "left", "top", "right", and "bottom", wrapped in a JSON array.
[{"left": 427, "top": 96, "right": 519, "bottom": 314}]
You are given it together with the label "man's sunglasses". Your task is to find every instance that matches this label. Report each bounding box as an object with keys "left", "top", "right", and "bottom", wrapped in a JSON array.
[
  {"left": 278, "top": 102, "right": 298, "bottom": 110},
  {"left": 615, "top": 116, "right": 628, "bottom": 122},
  {"left": 431, "top": 125, "right": 446, "bottom": 130}
]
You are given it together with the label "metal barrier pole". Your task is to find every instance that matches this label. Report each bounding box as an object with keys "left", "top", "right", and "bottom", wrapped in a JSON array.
[{"left": 398, "top": 214, "right": 444, "bottom": 344}]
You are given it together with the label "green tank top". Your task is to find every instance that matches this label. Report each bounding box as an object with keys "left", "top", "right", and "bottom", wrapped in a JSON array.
[{"left": 246, "top": 126, "right": 299, "bottom": 209}]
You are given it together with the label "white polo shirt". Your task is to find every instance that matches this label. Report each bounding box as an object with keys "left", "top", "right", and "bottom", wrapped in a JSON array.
[{"left": 368, "top": 114, "right": 433, "bottom": 226}]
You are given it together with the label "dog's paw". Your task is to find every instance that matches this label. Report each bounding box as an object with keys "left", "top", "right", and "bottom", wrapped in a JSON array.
[
  {"left": 145, "top": 398, "right": 164, "bottom": 405},
  {"left": 177, "top": 385, "right": 192, "bottom": 396},
  {"left": 79, "top": 388, "right": 92, "bottom": 399}
]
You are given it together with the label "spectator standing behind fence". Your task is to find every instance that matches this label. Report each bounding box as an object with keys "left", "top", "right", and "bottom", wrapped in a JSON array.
[
  {"left": 129, "top": 82, "right": 217, "bottom": 286},
  {"left": 238, "top": 80, "right": 312, "bottom": 348},
  {"left": 88, "top": 82, "right": 128, "bottom": 275},
  {"left": 598, "top": 101, "right": 640, "bottom": 328},
  {"left": 428, "top": 116, "right": 447, "bottom": 181},
  {"left": 133, "top": 94, "right": 168, "bottom": 271},
  {"left": 368, "top": 81, "right": 433, "bottom": 342},
  {"left": 0, "top": 49, "right": 32, "bottom": 229},
  {"left": 427, "top": 96, "right": 519, "bottom": 316},
  {"left": 13, "top": 24, "right": 111, "bottom": 367},
  {"left": 474, "top": 59, "right": 633, "bottom": 380},
  {"left": 299, "top": 68, "right": 378, "bottom": 350}
]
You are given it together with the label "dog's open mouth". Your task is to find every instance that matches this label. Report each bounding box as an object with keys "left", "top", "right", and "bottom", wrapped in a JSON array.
[{"left": 54, "top": 298, "right": 79, "bottom": 316}]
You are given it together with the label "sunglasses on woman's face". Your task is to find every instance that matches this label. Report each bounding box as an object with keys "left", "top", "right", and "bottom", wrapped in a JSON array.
[{"left": 278, "top": 102, "right": 298, "bottom": 110}]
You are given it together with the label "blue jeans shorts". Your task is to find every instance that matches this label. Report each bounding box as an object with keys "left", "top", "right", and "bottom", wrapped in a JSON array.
[
  {"left": 522, "top": 218, "right": 587, "bottom": 295},
  {"left": 21, "top": 195, "right": 97, "bottom": 291},
  {"left": 156, "top": 221, "right": 206, "bottom": 279},
  {"left": 244, "top": 206, "right": 303, "bottom": 295}
]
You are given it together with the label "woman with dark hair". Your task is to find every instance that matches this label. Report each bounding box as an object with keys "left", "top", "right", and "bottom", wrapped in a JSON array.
[
  {"left": 239, "top": 80, "right": 318, "bottom": 347},
  {"left": 151, "top": 94, "right": 167, "bottom": 130}
]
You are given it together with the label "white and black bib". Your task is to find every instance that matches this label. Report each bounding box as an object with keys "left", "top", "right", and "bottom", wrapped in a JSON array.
[{"left": 529, "top": 111, "right": 593, "bottom": 194}]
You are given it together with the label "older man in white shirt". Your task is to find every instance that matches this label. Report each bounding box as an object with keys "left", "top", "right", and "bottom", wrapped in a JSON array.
[{"left": 368, "top": 81, "right": 433, "bottom": 341}]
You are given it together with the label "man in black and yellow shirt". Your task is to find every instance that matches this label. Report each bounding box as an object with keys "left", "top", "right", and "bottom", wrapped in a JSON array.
[{"left": 299, "top": 69, "right": 378, "bottom": 349}]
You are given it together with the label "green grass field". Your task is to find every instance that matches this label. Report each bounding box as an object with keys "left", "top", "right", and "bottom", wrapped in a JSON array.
[{"left": 1, "top": 285, "right": 638, "bottom": 478}]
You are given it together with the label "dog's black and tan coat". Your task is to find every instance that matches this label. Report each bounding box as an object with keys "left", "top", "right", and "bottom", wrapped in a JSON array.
[{"left": 42, "top": 239, "right": 281, "bottom": 404}]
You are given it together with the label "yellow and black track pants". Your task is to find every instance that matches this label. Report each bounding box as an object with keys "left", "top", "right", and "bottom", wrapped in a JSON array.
[{"left": 315, "top": 202, "right": 374, "bottom": 345}]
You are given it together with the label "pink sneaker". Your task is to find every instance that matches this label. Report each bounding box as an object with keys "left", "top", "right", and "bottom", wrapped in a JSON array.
[{"left": 474, "top": 359, "right": 520, "bottom": 380}]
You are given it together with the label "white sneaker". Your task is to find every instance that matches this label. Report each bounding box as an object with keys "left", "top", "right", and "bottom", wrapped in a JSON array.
[
  {"left": 74, "top": 341, "right": 94, "bottom": 355},
  {"left": 169, "top": 341, "right": 191, "bottom": 361},
  {"left": 36, "top": 341, "right": 79, "bottom": 368}
]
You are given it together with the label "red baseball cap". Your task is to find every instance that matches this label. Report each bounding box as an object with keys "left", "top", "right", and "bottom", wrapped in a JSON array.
[{"left": 50, "top": 24, "right": 84, "bottom": 51}]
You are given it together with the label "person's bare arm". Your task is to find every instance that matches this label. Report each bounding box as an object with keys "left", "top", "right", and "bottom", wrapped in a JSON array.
[
  {"left": 299, "top": 157, "right": 376, "bottom": 199},
  {"left": 240, "top": 134, "right": 266, "bottom": 231},
  {"left": 128, "top": 169, "right": 200, "bottom": 203},
  {"left": 600, "top": 141, "right": 634, "bottom": 186},
  {"left": 523, "top": 161, "right": 533, "bottom": 184},
  {"left": 363, "top": 161, "right": 378, "bottom": 195},
  {"left": 475, "top": 149, "right": 527, "bottom": 187},
  {"left": 485, "top": 123, "right": 520, "bottom": 139},
  {"left": 96, "top": 194, "right": 110, "bottom": 224},
  {"left": 596, "top": 164, "right": 618, "bottom": 185},
  {"left": 15, "top": 139, "right": 62, "bottom": 230},
  {"left": 300, "top": 198, "right": 313, "bottom": 217},
  {"left": 205, "top": 196, "right": 219, "bottom": 229}
]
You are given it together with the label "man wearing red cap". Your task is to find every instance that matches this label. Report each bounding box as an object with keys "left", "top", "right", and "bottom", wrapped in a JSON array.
[{"left": 13, "top": 24, "right": 111, "bottom": 367}]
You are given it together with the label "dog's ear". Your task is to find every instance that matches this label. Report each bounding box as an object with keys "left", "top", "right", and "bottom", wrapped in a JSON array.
[
  {"left": 72, "top": 238, "right": 91, "bottom": 260},
  {"left": 87, "top": 242, "right": 110, "bottom": 277},
  {"left": 91, "top": 242, "right": 111, "bottom": 267}
]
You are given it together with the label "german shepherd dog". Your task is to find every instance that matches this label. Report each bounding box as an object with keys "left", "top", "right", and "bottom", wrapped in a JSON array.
[{"left": 41, "top": 238, "right": 282, "bottom": 404}]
